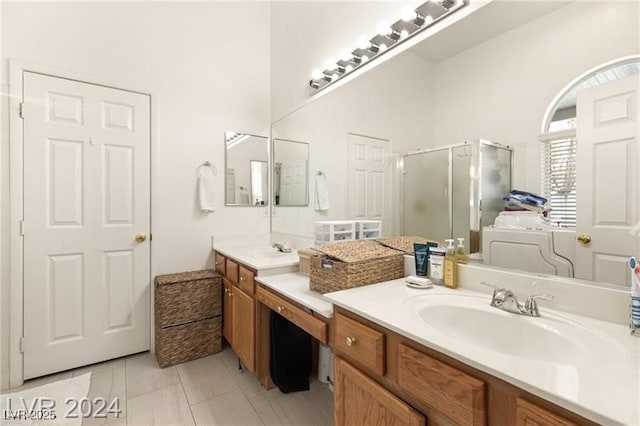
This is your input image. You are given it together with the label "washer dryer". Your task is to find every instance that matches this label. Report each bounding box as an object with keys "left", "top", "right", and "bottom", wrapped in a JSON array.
[{"left": 482, "top": 226, "right": 576, "bottom": 277}]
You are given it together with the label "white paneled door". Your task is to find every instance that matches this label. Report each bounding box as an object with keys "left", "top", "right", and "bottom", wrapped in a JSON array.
[
  {"left": 22, "top": 72, "right": 151, "bottom": 379},
  {"left": 347, "top": 134, "right": 391, "bottom": 234},
  {"left": 575, "top": 75, "right": 639, "bottom": 286},
  {"left": 280, "top": 159, "right": 308, "bottom": 205}
]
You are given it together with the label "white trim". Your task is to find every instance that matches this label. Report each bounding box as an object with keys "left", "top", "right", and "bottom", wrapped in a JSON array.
[
  {"left": 540, "top": 54, "right": 640, "bottom": 133},
  {"left": 537, "top": 128, "right": 576, "bottom": 143},
  {"left": 8, "top": 59, "right": 156, "bottom": 387}
]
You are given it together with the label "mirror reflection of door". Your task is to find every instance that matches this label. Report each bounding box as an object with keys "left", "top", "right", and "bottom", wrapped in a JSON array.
[
  {"left": 250, "top": 160, "right": 268, "bottom": 205},
  {"left": 273, "top": 139, "right": 310, "bottom": 206},
  {"left": 225, "top": 131, "right": 269, "bottom": 206}
]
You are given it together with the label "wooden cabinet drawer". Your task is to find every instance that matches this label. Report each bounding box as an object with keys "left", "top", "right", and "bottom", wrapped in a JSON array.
[
  {"left": 226, "top": 258, "right": 239, "bottom": 283},
  {"left": 516, "top": 398, "right": 576, "bottom": 426},
  {"left": 334, "top": 312, "right": 385, "bottom": 376},
  {"left": 214, "top": 252, "right": 226, "bottom": 275},
  {"left": 397, "top": 343, "right": 486, "bottom": 426},
  {"left": 255, "top": 285, "right": 328, "bottom": 344},
  {"left": 238, "top": 265, "right": 256, "bottom": 295}
]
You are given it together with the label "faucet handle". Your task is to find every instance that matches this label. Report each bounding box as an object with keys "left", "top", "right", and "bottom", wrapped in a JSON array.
[{"left": 525, "top": 293, "right": 554, "bottom": 316}]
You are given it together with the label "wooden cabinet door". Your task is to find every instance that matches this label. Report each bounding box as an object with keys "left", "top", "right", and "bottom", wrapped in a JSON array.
[
  {"left": 222, "top": 278, "right": 233, "bottom": 344},
  {"left": 516, "top": 398, "right": 576, "bottom": 426},
  {"left": 334, "top": 357, "right": 424, "bottom": 426},
  {"left": 232, "top": 288, "right": 255, "bottom": 373}
]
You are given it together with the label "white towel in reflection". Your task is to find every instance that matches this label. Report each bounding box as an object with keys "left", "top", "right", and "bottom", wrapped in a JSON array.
[
  {"left": 314, "top": 173, "right": 330, "bottom": 211},
  {"left": 198, "top": 173, "right": 216, "bottom": 213}
]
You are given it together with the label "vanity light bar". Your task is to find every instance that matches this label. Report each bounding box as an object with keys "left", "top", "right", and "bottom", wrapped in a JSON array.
[{"left": 309, "top": 0, "right": 467, "bottom": 91}]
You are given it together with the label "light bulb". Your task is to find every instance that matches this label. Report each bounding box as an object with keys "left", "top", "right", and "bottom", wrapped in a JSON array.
[
  {"left": 424, "top": 15, "right": 434, "bottom": 25},
  {"left": 357, "top": 36, "right": 369, "bottom": 50},
  {"left": 331, "top": 73, "right": 339, "bottom": 81},
  {"left": 361, "top": 55, "right": 369, "bottom": 63},
  {"left": 400, "top": 6, "right": 416, "bottom": 22},
  {"left": 378, "top": 43, "right": 388, "bottom": 52},
  {"left": 377, "top": 20, "right": 391, "bottom": 36},
  {"left": 400, "top": 29, "right": 409, "bottom": 39},
  {"left": 324, "top": 59, "right": 336, "bottom": 71},
  {"left": 311, "top": 69, "right": 323, "bottom": 80},
  {"left": 345, "top": 64, "right": 354, "bottom": 73}
]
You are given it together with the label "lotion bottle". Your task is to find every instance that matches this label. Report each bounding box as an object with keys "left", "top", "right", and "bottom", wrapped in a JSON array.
[{"left": 443, "top": 239, "right": 458, "bottom": 289}]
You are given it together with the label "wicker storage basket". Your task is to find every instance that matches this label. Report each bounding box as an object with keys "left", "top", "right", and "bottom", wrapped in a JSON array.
[
  {"left": 310, "top": 240, "right": 404, "bottom": 294},
  {"left": 155, "top": 269, "right": 222, "bottom": 367},
  {"left": 375, "top": 236, "right": 440, "bottom": 254}
]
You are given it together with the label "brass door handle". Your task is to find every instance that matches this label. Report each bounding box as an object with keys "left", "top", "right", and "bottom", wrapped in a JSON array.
[
  {"left": 345, "top": 336, "right": 356, "bottom": 347},
  {"left": 577, "top": 234, "right": 592, "bottom": 244},
  {"left": 135, "top": 233, "right": 147, "bottom": 243}
]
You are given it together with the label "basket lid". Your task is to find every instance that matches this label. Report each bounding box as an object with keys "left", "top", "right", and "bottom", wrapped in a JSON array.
[
  {"left": 314, "top": 240, "right": 402, "bottom": 263},
  {"left": 155, "top": 269, "right": 219, "bottom": 285},
  {"left": 375, "top": 236, "right": 440, "bottom": 254}
]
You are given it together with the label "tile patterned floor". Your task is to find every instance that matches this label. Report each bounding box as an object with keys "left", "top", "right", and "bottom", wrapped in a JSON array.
[{"left": 9, "top": 345, "right": 334, "bottom": 425}]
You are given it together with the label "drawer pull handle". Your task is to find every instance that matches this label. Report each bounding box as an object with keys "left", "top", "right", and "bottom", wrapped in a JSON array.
[
  {"left": 240, "top": 276, "right": 246, "bottom": 282},
  {"left": 277, "top": 306, "right": 285, "bottom": 313},
  {"left": 345, "top": 336, "right": 356, "bottom": 347}
]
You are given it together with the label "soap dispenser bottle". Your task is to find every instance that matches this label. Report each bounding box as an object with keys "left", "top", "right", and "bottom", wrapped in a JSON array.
[
  {"left": 443, "top": 239, "right": 458, "bottom": 289},
  {"left": 455, "top": 238, "right": 469, "bottom": 263}
]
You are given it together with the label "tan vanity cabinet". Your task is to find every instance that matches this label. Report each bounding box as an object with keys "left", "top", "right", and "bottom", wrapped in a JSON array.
[
  {"left": 397, "top": 343, "right": 486, "bottom": 426},
  {"left": 215, "top": 252, "right": 226, "bottom": 275},
  {"left": 255, "top": 284, "right": 329, "bottom": 344},
  {"left": 334, "top": 356, "right": 425, "bottom": 426},
  {"left": 334, "top": 312, "right": 385, "bottom": 376},
  {"left": 333, "top": 307, "right": 596, "bottom": 426},
  {"left": 516, "top": 398, "right": 577, "bottom": 426},
  {"left": 215, "top": 251, "right": 256, "bottom": 374}
]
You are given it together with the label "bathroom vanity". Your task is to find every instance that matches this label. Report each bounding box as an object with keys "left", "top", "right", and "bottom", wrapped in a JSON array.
[{"left": 212, "top": 243, "right": 639, "bottom": 425}]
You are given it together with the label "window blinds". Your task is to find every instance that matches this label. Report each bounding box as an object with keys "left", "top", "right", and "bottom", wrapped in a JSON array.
[{"left": 541, "top": 134, "right": 577, "bottom": 227}]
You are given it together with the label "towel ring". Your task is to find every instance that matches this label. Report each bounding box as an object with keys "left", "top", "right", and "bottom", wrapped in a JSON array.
[{"left": 196, "top": 161, "right": 217, "bottom": 177}]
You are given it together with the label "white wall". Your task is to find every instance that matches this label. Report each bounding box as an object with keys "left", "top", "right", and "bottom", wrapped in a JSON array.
[
  {"left": 433, "top": 1, "right": 639, "bottom": 191},
  {"left": 1, "top": 1, "right": 271, "bottom": 388},
  {"left": 270, "top": 0, "right": 421, "bottom": 120}
]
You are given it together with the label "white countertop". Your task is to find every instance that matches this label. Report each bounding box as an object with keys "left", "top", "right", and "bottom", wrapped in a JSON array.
[
  {"left": 256, "top": 272, "right": 333, "bottom": 318},
  {"left": 324, "top": 279, "right": 640, "bottom": 426},
  {"left": 213, "top": 245, "right": 299, "bottom": 274}
]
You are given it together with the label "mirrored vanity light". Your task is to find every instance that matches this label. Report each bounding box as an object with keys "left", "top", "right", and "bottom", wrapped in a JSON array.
[{"left": 308, "top": 0, "right": 467, "bottom": 92}]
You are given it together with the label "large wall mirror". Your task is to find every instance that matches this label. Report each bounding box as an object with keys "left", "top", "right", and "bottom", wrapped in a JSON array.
[
  {"left": 271, "top": 1, "right": 639, "bottom": 289},
  {"left": 225, "top": 132, "right": 269, "bottom": 206},
  {"left": 273, "top": 139, "right": 309, "bottom": 206}
]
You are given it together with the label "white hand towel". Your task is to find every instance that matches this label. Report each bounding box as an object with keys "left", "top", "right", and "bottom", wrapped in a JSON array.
[
  {"left": 198, "top": 173, "right": 215, "bottom": 213},
  {"left": 314, "top": 173, "right": 330, "bottom": 211}
]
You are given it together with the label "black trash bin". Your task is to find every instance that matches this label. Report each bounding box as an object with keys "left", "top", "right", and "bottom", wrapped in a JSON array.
[{"left": 269, "top": 311, "right": 312, "bottom": 393}]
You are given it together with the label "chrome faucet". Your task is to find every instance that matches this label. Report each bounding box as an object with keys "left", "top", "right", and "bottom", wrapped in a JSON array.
[
  {"left": 480, "top": 282, "right": 554, "bottom": 317},
  {"left": 272, "top": 242, "right": 292, "bottom": 253}
]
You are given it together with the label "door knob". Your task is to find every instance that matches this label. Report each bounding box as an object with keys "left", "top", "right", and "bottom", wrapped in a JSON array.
[
  {"left": 135, "top": 233, "right": 147, "bottom": 243},
  {"left": 577, "top": 234, "right": 592, "bottom": 244}
]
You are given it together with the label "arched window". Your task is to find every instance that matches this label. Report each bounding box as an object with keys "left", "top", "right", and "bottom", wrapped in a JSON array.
[{"left": 540, "top": 56, "right": 639, "bottom": 227}]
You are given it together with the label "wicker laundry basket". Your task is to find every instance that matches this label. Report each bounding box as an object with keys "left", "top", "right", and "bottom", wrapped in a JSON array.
[
  {"left": 310, "top": 240, "right": 403, "bottom": 294},
  {"left": 155, "top": 269, "right": 222, "bottom": 367}
]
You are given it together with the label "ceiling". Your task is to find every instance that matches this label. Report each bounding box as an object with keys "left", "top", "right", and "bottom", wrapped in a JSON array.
[{"left": 408, "top": 1, "right": 570, "bottom": 62}]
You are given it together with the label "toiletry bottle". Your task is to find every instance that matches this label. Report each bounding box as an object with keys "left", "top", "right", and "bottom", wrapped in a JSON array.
[
  {"left": 455, "top": 238, "right": 469, "bottom": 263},
  {"left": 443, "top": 240, "right": 458, "bottom": 289},
  {"left": 429, "top": 247, "right": 445, "bottom": 285}
]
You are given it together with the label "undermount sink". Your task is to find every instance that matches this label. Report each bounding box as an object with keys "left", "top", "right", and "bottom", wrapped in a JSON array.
[
  {"left": 403, "top": 294, "right": 620, "bottom": 365},
  {"left": 236, "top": 246, "right": 291, "bottom": 258}
]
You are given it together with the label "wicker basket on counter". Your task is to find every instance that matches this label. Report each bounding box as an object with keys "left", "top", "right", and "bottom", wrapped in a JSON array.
[
  {"left": 375, "top": 236, "right": 440, "bottom": 254},
  {"left": 310, "top": 240, "right": 404, "bottom": 294}
]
